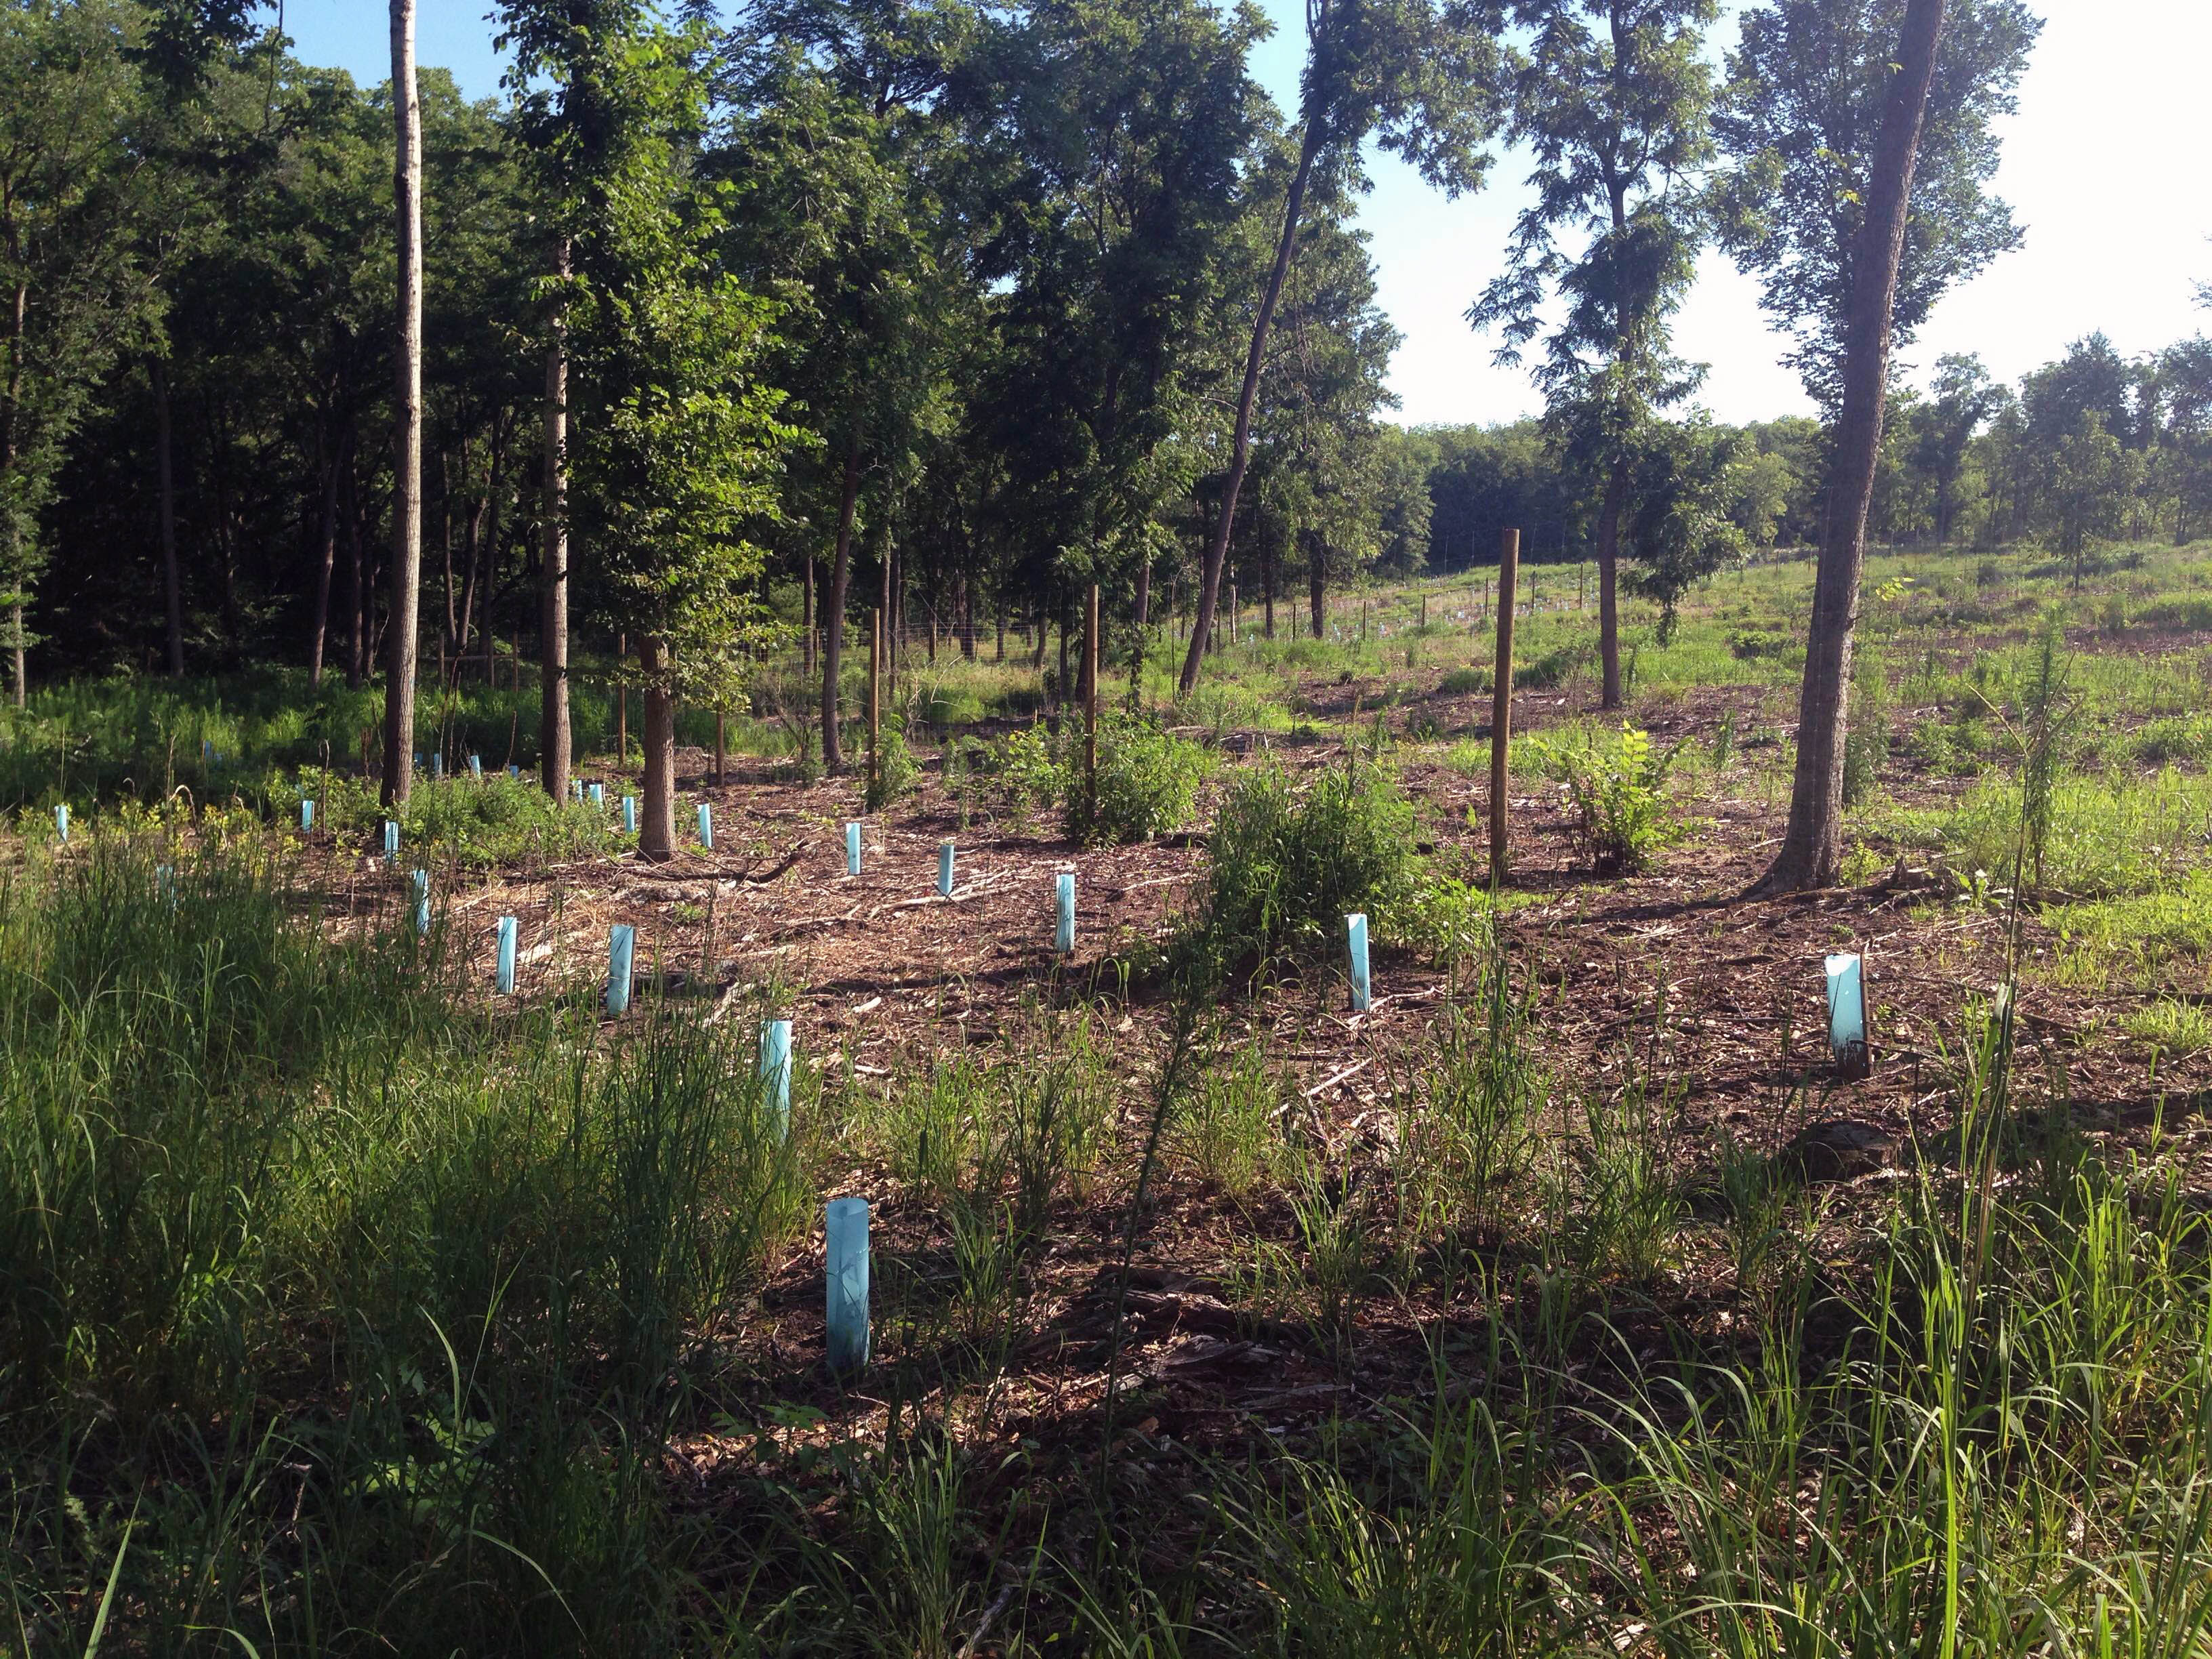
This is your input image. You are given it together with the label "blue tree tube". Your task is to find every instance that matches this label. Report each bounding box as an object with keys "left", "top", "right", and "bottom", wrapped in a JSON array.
[
  {"left": 300, "top": 799, "right": 314, "bottom": 834},
  {"left": 469, "top": 754, "right": 482, "bottom": 779},
  {"left": 589, "top": 782, "right": 605, "bottom": 809},
  {"left": 572, "top": 779, "right": 583, "bottom": 804},
  {"left": 608, "top": 924, "right": 636, "bottom": 1015},
  {"left": 825, "top": 1196, "right": 870, "bottom": 1372},
  {"left": 495, "top": 916, "right": 518, "bottom": 995},
  {"left": 383, "top": 820, "right": 400, "bottom": 863},
  {"left": 1825, "top": 952, "right": 1868, "bottom": 1075},
  {"left": 1346, "top": 912, "right": 1372, "bottom": 1012},
  {"left": 623, "top": 796, "right": 637, "bottom": 835},
  {"left": 938, "top": 841, "right": 956, "bottom": 897},
  {"left": 415, "top": 752, "right": 423, "bottom": 769},
  {"left": 432, "top": 752, "right": 443, "bottom": 778},
  {"left": 156, "top": 864, "right": 176, "bottom": 908},
  {"left": 55, "top": 804, "right": 68, "bottom": 843},
  {"left": 1055, "top": 872, "right": 1076, "bottom": 955},
  {"left": 411, "top": 869, "right": 430, "bottom": 936},
  {"left": 845, "top": 821, "right": 863, "bottom": 876},
  {"left": 760, "top": 1018, "right": 794, "bottom": 1138},
  {"left": 508, "top": 763, "right": 520, "bottom": 780},
  {"left": 697, "top": 802, "right": 714, "bottom": 849}
]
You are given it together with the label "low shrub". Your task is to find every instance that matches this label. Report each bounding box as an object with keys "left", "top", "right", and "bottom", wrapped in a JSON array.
[
  {"left": 863, "top": 718, "right": 920, "bottom": 813},
  {"left": 1535, "top": 722, "right": 1685, "bottom": 874},
  {"left": 1189, "top": 760, "right": 1422, "bottom": 970},
  {"left": 1439, "top": 666, "right": 1488, "bottom": 697},
  {"left": 1063, "top": 713, "right": 1212, "bottom": 845},
  {"left": 1727, "top": 627, "right": 1794, "bottom": 661}
]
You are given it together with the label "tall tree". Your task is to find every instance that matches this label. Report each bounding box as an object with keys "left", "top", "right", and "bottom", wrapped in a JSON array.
[
  {"left": 1746, "top": 0, "right": 1954, "bottom": 895},
  {"left": 718, "top": 1, "right": 979, "bottom": 771},
  {"left": 1177, "top": 0, "right": 1507, "bottom": 695},
  {"left": 382, "top": 0, "right": 426, "bottom": 806},
  {"left": 1713, "top": 0, "right": 2040, "bottom": 409},
  {"left": 0, "top": 1, "right": 171, "bottom": 704},
  {"left": 1911, "top": 350, "right": 1998, "bottom": 543},
  {"left": 1469, "top": 0, "right": 1720, "bottom": 709},
  {"left": 505, "top": 3, "right": 794, "bottom": 855}
]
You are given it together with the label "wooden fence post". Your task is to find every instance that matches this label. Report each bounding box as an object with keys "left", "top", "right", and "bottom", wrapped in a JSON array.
[{"left": 1491, "top": 528, "right": 1520, "bottom": 884}]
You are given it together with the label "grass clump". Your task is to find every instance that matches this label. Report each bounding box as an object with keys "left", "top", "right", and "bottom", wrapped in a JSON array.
[{"left": 1188, "top": 758, "right": 1422, "bottom": 971}]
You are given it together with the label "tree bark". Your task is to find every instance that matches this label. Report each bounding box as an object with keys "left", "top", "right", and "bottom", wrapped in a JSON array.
[
  {"left": 540, "top": 241, "right": 573, "bottom": 801},
  {"left": 380, "top": 0, "right": 425, "bottom": 810},
  {"left": 1755, "top": 0, "right": 1948, "bottom": 896},
  {"left": 154, "top": 359, "right": 184, "bottom": 678},
  {"left": 820, "top": 446, "right": 861, "bottom": 771},
  {"left": 638, "top": 636, "right": 677, "bottom": 860},
  {"left": 1180, "top": 115, "right": 1324, "bottom": 696},
  {"left": 1596, "top": 458, "right": 1627, "bottom": 709},
  {"left": 345, "top": 460, "right": 365, "bottom": 689}
]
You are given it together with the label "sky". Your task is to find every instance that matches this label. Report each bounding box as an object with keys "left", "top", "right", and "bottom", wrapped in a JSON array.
[{"left": 278, "top": 0, "right": 2211, "bottom": 428}]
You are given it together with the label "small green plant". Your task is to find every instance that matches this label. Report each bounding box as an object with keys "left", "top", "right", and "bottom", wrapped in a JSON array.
[
  {"left": 2123, "top": 998, "right": 2212, "bottom": 1054},
  {"left": 1536, "top": 722, "right": 1684, "bottom": 874}
]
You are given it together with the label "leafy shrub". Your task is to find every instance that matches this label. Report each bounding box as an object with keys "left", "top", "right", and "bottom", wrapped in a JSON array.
[
  {"left": 863, "top": 719, "right": 920, "bottom": 813},
  {"left": 1535, "top": 722, "right": 1683, "bottom": 874},
  {"left": 1063, "top": 714, "right": 1212, "bottom": 845},
  {"left": 979, "top": 722, "right": 1065, "bottom": 827},
  {"left": 1191, "top": 760, "right": 1422, "bottom": 970},
  {"left": 1439, "top": 667, "right": 1488, "bottom": 697}
]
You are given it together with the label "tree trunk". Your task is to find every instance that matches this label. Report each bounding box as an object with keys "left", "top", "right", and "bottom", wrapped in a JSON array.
[
  {"left": 1308, "top": 532, "right": 1326, "bottom": 640},
  {"left": 801, "top": 553, "right": 815, "bottom": 673},
  {"left": 1134, "top": 558, "right": 1150, "bottom": 631},
  {"left": 821, "top": 446, "right": 861, "bottom": 771},
  {"left": 154, "top": 359, "right": 185, "bottom": 677},
  {"left": 1180, "top": 115, "right": 1324, "bottom": 696},
  {"left": 1755, "top": 0, "right": 1948, "bottom": 896},
  {"left": 638, "top": 636, "right": 677, "bottom": 860},
  {"left": 1262, "top": 534, "right": 1276, "bottom": 639},
  {"left": 345, "top": 462, "right": 365, "bottom": 689},
  {"left": 7, "top": 605, "right": 22, "bottom": 707},
  {"left": 310, "top": 423, "right": 348, "bottom": 687},
  {"left": 541, "top": 241, "right": 573, "bottom": 801},
  {"left": 381, "top": 0, "right": 425, "bottom": 809},
  {"left": 614, "top": 632, "right": 628, "bottom": 762},
  {"left": 1597, "top": 458, "right": 1627, "bottom": 709}
]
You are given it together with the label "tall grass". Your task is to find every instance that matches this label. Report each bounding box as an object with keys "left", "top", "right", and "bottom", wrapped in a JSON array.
[{"left": 0, "top": 842, "right": 802, "bottom": 1653}]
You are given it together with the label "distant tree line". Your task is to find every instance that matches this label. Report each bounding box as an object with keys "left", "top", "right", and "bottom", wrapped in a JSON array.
[{"left": 1, "top": 0, "right": 2057, "bottom": 887}]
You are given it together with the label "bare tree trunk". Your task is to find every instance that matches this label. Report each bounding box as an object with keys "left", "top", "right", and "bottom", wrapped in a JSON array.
[
  {"left": 1755, "top": 0, "right": 1948, "bottom": 895},
  {"left": 7, "top": 605, "right": 22, "bottom": 707},
  {"left": 310, "top": 423, "right": 348, "bottom": 687},
  {"left": 801, "top": 553, "right": 814, "bottom": 673},
  {"left": 345, "top": 462, "right": 365, "bottom": 689},
  {"left": 1181, "top": 118, "right": 1323, "bottom": 696},
  {"left": 154, "top": 359, "right": 185, "bottom": 677},
  {"left": 1134, "top": 558, "right": 1150, "bottom": 631},
  {"left": 638, "top": 636, "right": 678, "bottom": 860},
  {"left": 821, "top": 446, "right": 861, "bottom": 771},
  {"left": 380, "top": 0, "right": 425, "bottom": 809},
  {"left": 1308, "top": 531, "right": 1326, "bottom": 639},
  {"left": 614, "top": 632, "right": 628, "bottom": 762},
  {"left": 540, "top": 241, "right": 573, "bottom": 801},
  {"left": 1597, "top": 459, "right": 1627, "bottom": 709}
]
